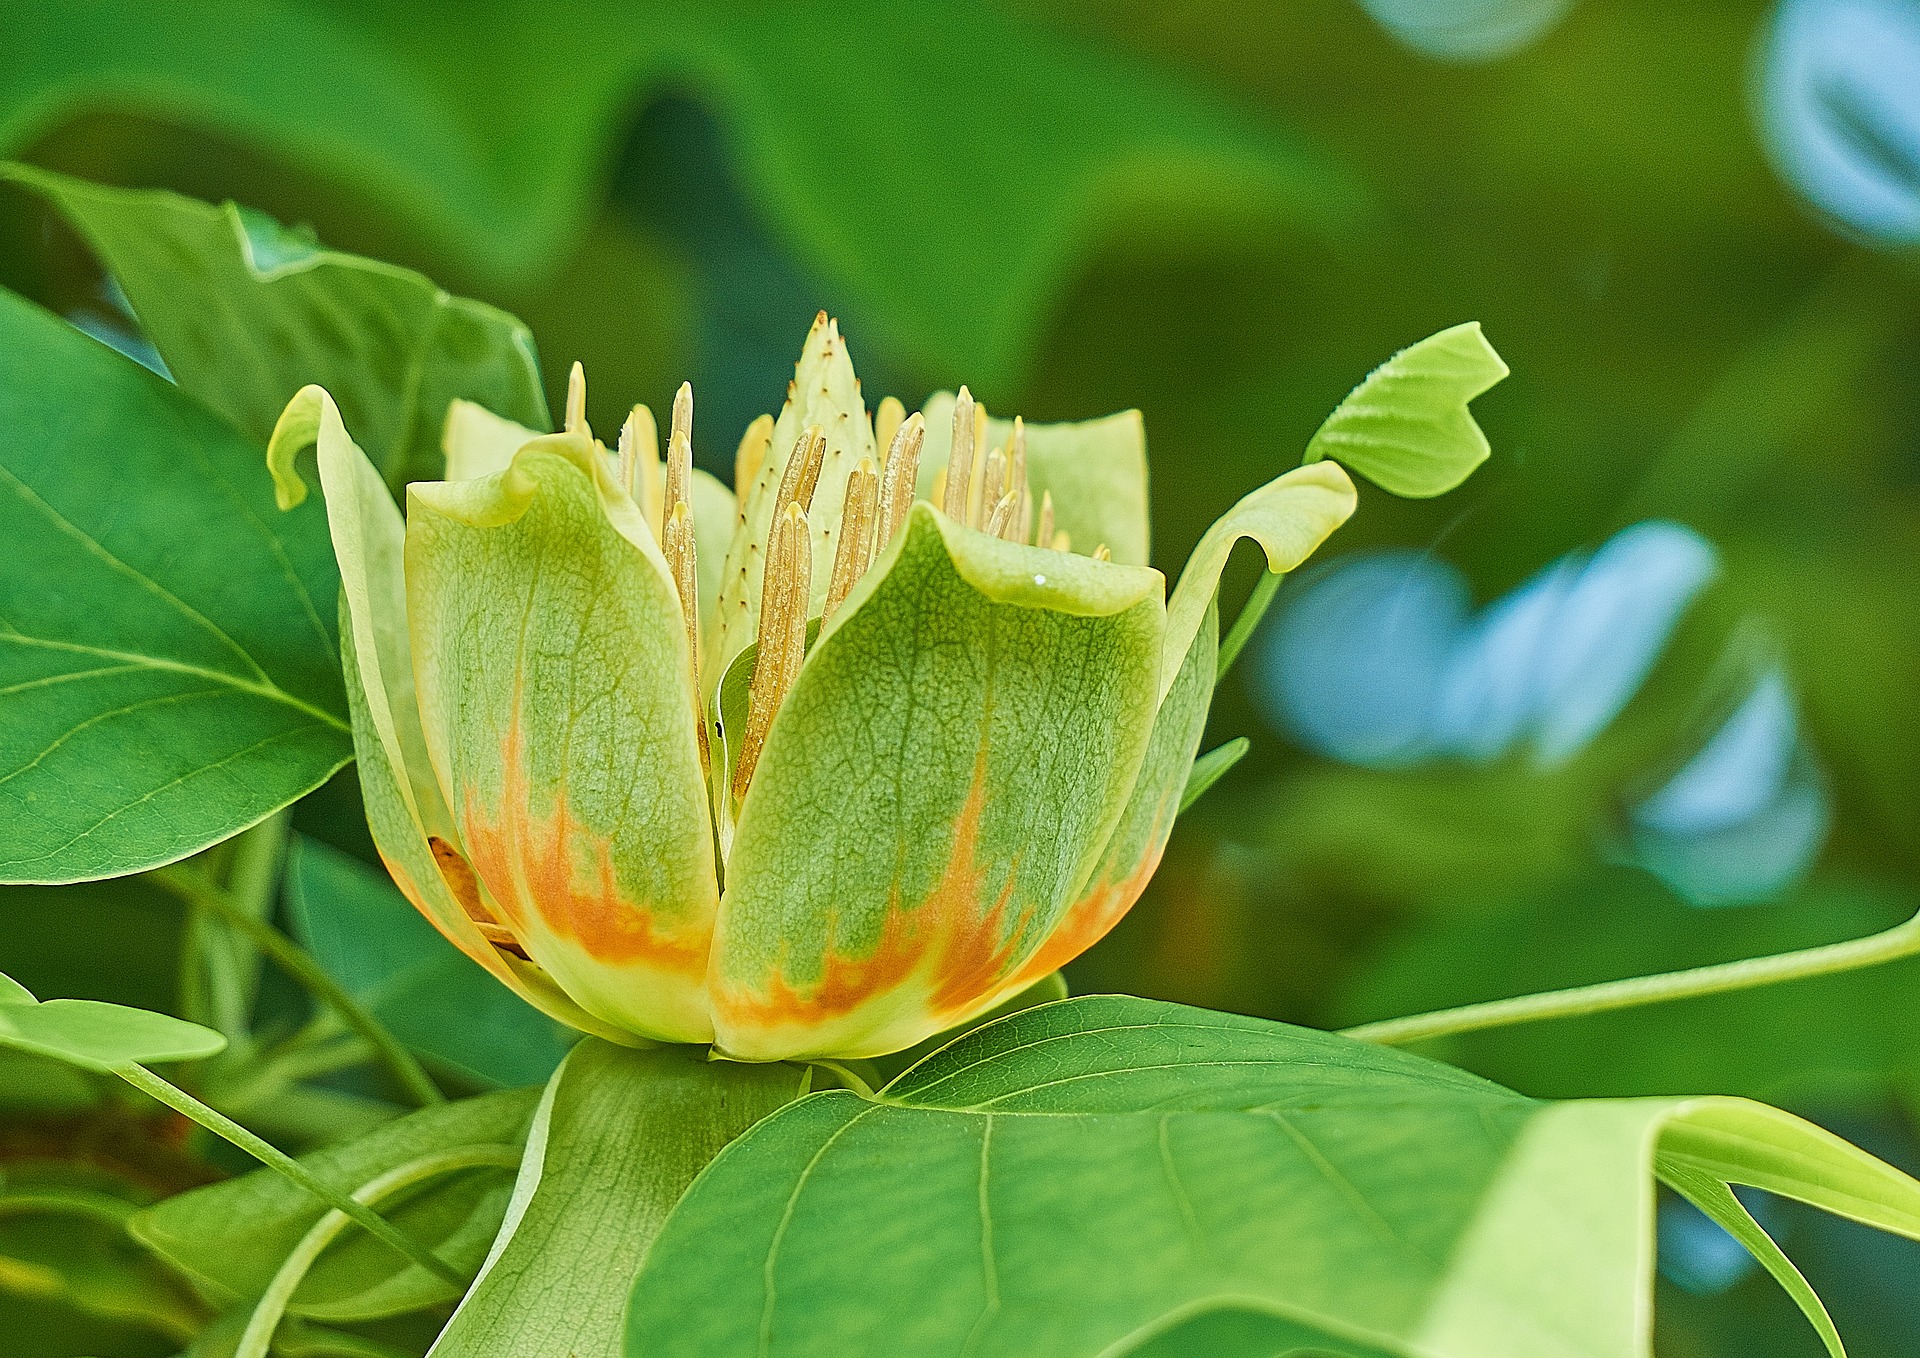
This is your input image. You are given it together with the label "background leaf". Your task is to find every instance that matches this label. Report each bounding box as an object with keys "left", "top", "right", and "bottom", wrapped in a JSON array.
[
  {"left": 0, "top": 0, "right": 1364, "bottom": 389},
  {"left": 131, "top": 1087, "right": 540, "bottom": 1321},
  {"left": 0, "top": 288, "right": 350, "bottom": 883},
  {"left": 285, "top": 834, "right": 576, "bottom": 1089},
  {"left": 0, "top": 162, "right": 549, "bottom": 489}
]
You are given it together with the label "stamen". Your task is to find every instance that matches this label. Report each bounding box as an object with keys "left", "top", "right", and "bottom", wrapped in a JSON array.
[
  {"left": 824, "top": 458, "right": 878, "bottom": 621},
  {"left": 735, "top": 501, "right": 811, "bottom": 798},
  {"left": 735, "top": 414, "right": 772, "bottom": 498},
  {"left": 877, "top": 412, "right": 924, "bottom": 547},
  {"left": 984, "top": 490, "right": 1020, "bottom": 540},
  {"left": 1092, "top": 543, "right": 1111, "bottom": 561},
  {"left": 565, "top": 361, "right": 589, "bottom": 437},
  {"left": 1009, "top": 417, "right": 1030, "bottom": 542},
  {"left": 979, "top": 447, "right": 1007, "bottom": 531},
  {"left": 1036, "top": 490, "right": 1055, "bottom": 551},
  {"left": 619, "top": 404, "right": 662, "bottom": 539},
  {"left": 943, "top": 386, "right": 975, "bottom": 521},
  {"left": 431, "top": 835, "right": 531, "bottom": 960},
  {"left": 874, "top": 396, "right": 905, "bottom": 460},
  {"left": 665, "top": 501, "right": 710, "bottom": 777},
  {"left": 1051, "top": 529, "right": 1072, "bottom": 553},
  {"left": 930, "top": 467, "right": 948, "bottom": 513},
  {"left": 665, "top": 382, "right": 693, "bottom": 520},
  {"left": 773, "top": 424, "right": 828, "bottom": 519}
]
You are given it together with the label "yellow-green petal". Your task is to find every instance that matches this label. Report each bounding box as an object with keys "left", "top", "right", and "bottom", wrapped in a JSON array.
[
  {"left": 267, "top": 389, "right": 624, "bottom": 1043},
  {"left": 709, "top": 505, "right": 1164, "bottom": 1061},
  {"left": 443, "top": 397, "right": 542, "bottom": 482},
  {"left": 405, "top": 436, "right": 720, "bottom": 1043},
  {"left": 917, "top": 394, "right": 1150, "bottom": 566},
  {"left": 1161, "top": 460, "right": 1357, "bottom": 702},
  {"left": 1004, "top": 598, "right": 1220, "bottom": 993}
]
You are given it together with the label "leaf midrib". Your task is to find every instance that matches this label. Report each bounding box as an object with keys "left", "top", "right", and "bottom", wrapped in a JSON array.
[{"left": 0, "top": 633, "right": 348, "bottom": 731}]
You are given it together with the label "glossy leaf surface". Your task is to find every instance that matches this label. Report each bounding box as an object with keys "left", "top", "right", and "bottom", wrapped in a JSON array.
[
  {"left": 627, "top": 996, "right": 1920, "bottom": 1358},
  {"left": 0, "top": 289, "right": 350, "bottom": 883}
]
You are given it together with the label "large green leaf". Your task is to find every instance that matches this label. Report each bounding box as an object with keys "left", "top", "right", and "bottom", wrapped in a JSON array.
[
  {"left": 0, "top": 0, "right": 1364, "bottom": 386},
  {"left": 1, "top": 163, "right": 548, "bottom": 489},
  {"left": 625, "top": 995, "right": 1920, "bottom": 1358},
  {"left": 286, "top": 834, "right": 577, "bottom": 1089},
  {"left": 131, "top": 1086, "right": 540, "bottom": 1323},
  {"left": 0, "top": 970, "right": 224, "bottom": 1072},
  {"left": 428, "top": 1039, "right": 803, "bottom": 1358},
  {"left": 0, "top": 288, "right": 350, "bottom": 883}
]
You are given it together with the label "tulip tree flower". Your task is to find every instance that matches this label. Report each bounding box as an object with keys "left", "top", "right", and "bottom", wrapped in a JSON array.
[{"left": 267, "top": 315, "right": 1503, "bottom": 1061}]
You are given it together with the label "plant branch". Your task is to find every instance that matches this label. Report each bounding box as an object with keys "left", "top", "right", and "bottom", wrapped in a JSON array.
[
  {"left": 1342, "top": 915, "right": 1920, "bottom": 1046},
  {"left": 1216, "top": 569, "right": 1282, "bottom": 681},
  {"left": 237, "top": 1144, "right": 522, "bottom": 1358},
  {"left": 111, "top": 1062, "right": 464, "bottom": 1287},
  {"left": 151, "top": 864, "right": 444, "bottom": 1107}
]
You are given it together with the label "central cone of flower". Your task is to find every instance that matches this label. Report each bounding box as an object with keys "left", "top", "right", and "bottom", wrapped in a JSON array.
[{"left": 267, "top": 312, "right": 1477, "bottom": 1061}]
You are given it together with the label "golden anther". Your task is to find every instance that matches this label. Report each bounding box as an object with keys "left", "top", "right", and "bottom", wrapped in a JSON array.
[
  {"left": 736, "top": 502, "right": 811, "bottom": 799},
  {"left": 735, "top": 414, "right": 773, "bottom": 499},
  {"left": 825, "top": 458, "right": 879, "bottom": 622},
  {"left": 943, "top": 386, "right": 975, "bottom": 522},
  {"left": 874, "top": 396, "right": 905, "bottom": 461},
  {"left": 980, "top": 447, "right": 1007, "bottom": 530},
  {"left": 665, "top": 501, "right": 709, "bottom": 778},
  {"left": 773, "top": 424, "right": 828, "bottom": 520},
  {"left": 984, "top": 490, "right": 1021, "bottom": 540},
  {"left": 564, "top": 361, "right": 589, "bottom": 438},
  {"left": 1092, "top": 543, "right": 1111, "bottom": 562},
  {"left": 1009, "top": 417, "right": 1030, "bottom": 540},
  {"left": 877, "top": 412, "right": 924, "bottom": 547},
  {"left": 1050, "top": 529, "right": 1072, "bottom": 553},
  {"left": 665, "top": 382, "right": 693, "bottom": 519},
  {"left": 1036, "top": 490, "right": 1055, "bottom": 551}
]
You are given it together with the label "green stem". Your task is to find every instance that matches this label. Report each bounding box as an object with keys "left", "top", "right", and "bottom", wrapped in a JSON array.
[
  {"left": 110, "top": 1062, "right": 464, "bottom": 1288},
  {"left": 236, "top": 1144, "right": 522, "bottom": 1358},
  {"left": 151, "top": 865, "right": 444, "bottom": 1107},
  {"left": 1216, "top": 569, "right": 1282, "bottom": 681},
  {"left": 1341, "top": 915, "right": 1920, "bottom": 1046}
]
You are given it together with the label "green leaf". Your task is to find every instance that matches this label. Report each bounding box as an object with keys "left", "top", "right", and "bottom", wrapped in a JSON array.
[
  {"left": 626, "top": 995, "right": 1920, "bottom": 1358},
  {"left": 712, "top": 505, "right": 1164, "bottom": 1060},
  {"left": 131, "top": 1087, "right": 541, "bottom": 1322},
  {"left": 427, "top": 1039, "right": 803, "bottom": 1358},
  {"left": 0, "top": 288, "right": 351, "bottom": 883},
  {"left": 0, "top": 970, "right": 225, "bottom": 1071},
  {"left": 286, "top": 834, "right": 576, "bottom": 1089},
  {"left": 1, "top": 164, "right": 548, "bottom": 490},
  {"left": 1301, "top": 322, "right": 1510, "bottom": 498},
  {"left": 0, "top": 2, "right": 1365, "bottom": 386}
]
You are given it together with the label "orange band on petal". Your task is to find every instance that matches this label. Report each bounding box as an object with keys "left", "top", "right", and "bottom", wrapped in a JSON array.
[
  {"left": 718, "top": 751, "right": 1033, "bottom": 1031},
  {"left": 459, "top": 718, "right": 709, "bottom": 978}
]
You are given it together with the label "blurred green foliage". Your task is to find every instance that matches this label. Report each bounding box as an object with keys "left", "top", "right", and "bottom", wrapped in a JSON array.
[{"left": 2, "top": 0, "right": 1919, "bottom": 1353}]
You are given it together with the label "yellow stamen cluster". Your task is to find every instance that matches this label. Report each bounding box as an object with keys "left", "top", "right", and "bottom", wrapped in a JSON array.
[{"left": 568, "top": 359, "right": 1097, "bottom": 811}]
